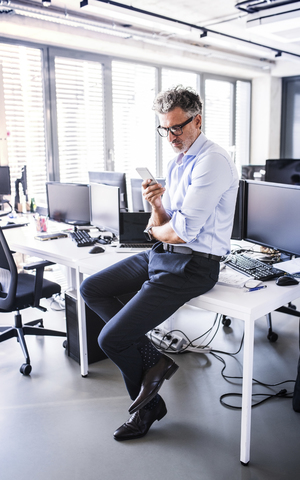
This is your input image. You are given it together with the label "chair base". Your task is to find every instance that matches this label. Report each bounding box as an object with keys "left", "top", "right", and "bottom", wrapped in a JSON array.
[{"left": 0, "top": 313, "right": 66, "bottom": 375}]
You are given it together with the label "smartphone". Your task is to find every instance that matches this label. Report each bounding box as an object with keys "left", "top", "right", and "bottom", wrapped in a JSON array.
[{"left": 136, "top": 167, "right": 158, "bottom": 186}]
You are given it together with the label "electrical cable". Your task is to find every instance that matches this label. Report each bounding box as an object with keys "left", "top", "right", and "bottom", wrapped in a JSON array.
[
  {"left": 150, "top": 315, "right": 296, "bottom": 409},
  {"left": 209, "top": 333, "right": 296, "bottom": 409},
  {"left": 220, "top": 389, "right": 294, "bottom": 409}
]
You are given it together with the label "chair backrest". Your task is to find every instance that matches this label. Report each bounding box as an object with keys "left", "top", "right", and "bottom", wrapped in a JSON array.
[{"left": 0, "top": 227, "right": 18, "bottom": 310}]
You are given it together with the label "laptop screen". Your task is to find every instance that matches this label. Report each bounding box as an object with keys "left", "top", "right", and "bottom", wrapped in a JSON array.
[{"left": 119, "top": 212, "right": 155, "bottom": 244}]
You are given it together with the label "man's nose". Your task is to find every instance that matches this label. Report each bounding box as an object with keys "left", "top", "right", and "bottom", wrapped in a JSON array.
[{"left": 167, "top": 130, "right": 176, "bottom": 141}]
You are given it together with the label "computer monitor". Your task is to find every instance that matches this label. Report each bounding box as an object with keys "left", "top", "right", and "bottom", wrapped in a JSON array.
[
  {"left": 241, "top": 165, "right": 265, "bottom": 181},
  {"left": 130, "top": 178, "right": 144, "bottom": 212},
  {"left": 130, "top": 177, "right": 166, "bottom": 212},
  {"left": 0, "top": 166, "right": 11, "bottom": 196},
  {"left": 265, "top": 159, "right": 300, "bottom": 185},
  {"left": 46, "top": 182, "right": 91, "bottom": 226},
  {"left": 89, "top": 183, "right": 120, "bottom": 235},
  {"left": 231, "top": 180, "right": 245, "bottom": 241},
  {"left": 88, "top": 171, "right": 128, "bottom": 212},
  {"left": 244, "top": 180, "right": 300, "bottom": 257}
]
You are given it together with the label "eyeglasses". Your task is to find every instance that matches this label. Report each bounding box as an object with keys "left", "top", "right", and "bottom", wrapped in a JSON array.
[{"left": 156, "top": 116, "right": 194, "bottom": 137}]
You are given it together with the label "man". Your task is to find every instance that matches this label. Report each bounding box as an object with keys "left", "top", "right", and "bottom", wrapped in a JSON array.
[{"left": 80, "top": 85, "right": 239, "bottom": 441}]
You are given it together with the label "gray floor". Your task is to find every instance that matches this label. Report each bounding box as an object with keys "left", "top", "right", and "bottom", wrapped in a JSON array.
[{"left": 1, "top": 296, "right": 300, "bottom": 480}]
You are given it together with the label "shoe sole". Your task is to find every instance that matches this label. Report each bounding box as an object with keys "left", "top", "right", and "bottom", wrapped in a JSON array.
[{"left": 129, "top": 362, "right": 179, "bottom": 414}]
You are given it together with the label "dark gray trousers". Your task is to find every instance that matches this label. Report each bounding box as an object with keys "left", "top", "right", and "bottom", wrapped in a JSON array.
[{"left": 80, "top": 242, "right": 219, "bottom": 400}]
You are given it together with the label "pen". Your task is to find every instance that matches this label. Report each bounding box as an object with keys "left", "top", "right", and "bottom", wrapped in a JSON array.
[{"left": 246, "top": 285, "right": 267, "bottom": 292}]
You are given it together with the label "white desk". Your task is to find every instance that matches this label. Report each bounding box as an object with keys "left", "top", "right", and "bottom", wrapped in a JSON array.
[
  {"left": 3, "top": 225, "right": 132, "bottom": 378},
  {"left": 4, "top": 224, "right": 300, "bottom": 465},
  {"left": 77, "top": 250, "right": 300, "bottom": 466}
]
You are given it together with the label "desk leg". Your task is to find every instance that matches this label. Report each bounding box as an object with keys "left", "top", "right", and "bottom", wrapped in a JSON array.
[
  {"left": 240, "top": 318, "right": 255, "bottom": 466},
  {"left": 76, "top": 268, "right": 89, "bottom": 377}
]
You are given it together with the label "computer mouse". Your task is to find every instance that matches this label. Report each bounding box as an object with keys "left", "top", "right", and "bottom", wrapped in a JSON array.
[
  {"left": 89, "top": 245, "right": 105, "bottom": 254},
  {"left": 276, "top": 275, "right": 299, "bottom": 286}
]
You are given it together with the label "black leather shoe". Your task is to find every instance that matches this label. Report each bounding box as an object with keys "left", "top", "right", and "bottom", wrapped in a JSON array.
[
  {"left": 129, "top": 354, "right": 179, "bottom": 414},
  {"left": 114, "top": 397, "right": 167, "bottom": 441}
]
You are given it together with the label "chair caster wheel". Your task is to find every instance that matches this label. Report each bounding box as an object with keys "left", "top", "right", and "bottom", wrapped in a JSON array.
[
  {"left": 222, "top": 316, "right": 231, "bottom": 327},
  {"left": 20, "top": 363, "right": 32, "bottom": 375},
  {"left": 267, "top": 331, "right": 278, "bottom": 342}
]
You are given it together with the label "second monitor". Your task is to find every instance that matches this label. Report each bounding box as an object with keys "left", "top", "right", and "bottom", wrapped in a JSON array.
[
  {"left": 90, "top": 183, "right": 120, "bottom": 235},
  {"left": 88, "top": 171, "right": 127, "bottom": 212}
]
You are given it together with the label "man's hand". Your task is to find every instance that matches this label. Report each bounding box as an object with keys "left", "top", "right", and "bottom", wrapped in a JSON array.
[{"left": 142, "top": 179, "right": 165, "bottom": 209}]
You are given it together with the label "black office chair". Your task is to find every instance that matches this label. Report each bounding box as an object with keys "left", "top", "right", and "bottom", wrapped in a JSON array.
[{"left": 0, "top": 226, "right": 66, "bottom": 375}]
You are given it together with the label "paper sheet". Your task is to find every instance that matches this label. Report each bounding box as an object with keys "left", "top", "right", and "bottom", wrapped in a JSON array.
[{"left": 273, "top": 258, "right": 300, "bottom": 274}]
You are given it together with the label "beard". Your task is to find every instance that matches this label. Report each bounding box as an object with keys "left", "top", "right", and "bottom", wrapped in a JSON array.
[{"left": 169, "top": 132, "right": 199, "bottom": 154}]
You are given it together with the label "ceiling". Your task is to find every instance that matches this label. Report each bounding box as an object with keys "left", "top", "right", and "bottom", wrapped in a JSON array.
[{"left": 1, "top": 0, "right": 300, "bottom": 78}]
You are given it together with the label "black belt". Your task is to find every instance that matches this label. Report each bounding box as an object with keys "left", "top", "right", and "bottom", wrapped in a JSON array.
[{"left": 162, "top": 243, "right": 222, "bottom": 262}]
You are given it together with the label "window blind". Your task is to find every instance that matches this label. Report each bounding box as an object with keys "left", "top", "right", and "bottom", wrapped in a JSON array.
[
  {"left": 111, "top": 61, "right": 156, "bottom": 209},
  {"left": 0, "top": 43, "right": 47, "bottom": 205},
  {"left": 54, "top": 56, "right": 105, "bottom": 183},
  {"left": 204, "top": 79, "right": 233, "bottom": 155}
]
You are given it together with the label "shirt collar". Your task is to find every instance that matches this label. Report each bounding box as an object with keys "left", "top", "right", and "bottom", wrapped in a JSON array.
[{"left": 175, "top": 133, "right": 206, "bottom": 165}]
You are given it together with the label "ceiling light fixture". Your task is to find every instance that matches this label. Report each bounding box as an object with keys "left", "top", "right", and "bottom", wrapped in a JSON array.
[
  {"left": 10, "top": 5, "right": 130, "bottom": 38},
  {"left": 80, "top": 0, "right": 300, "bottom": 60},
  {"left": 42, "top": 0, "right": 51, "bottom": 7}
]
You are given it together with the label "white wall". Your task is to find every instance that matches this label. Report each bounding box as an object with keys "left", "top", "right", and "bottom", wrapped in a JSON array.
[{"left": 250, "top": 76, "right": 282, "bottom": 164}]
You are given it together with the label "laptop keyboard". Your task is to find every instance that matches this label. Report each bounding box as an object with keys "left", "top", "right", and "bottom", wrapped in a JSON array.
[{"left": 119, "top": 243, "right": 153, "bottom": 249}]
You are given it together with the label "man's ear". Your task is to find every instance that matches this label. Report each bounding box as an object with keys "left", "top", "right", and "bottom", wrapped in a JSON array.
[{"left": 195, "top": 114, "right": 202, "bottom": 130}]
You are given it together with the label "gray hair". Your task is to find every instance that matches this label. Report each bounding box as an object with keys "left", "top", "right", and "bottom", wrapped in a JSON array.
[{"left": 153, "top": 85, "right": 203, "bottom": 117}]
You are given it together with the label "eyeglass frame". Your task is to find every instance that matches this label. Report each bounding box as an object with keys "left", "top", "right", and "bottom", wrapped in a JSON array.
[{"left": 156, "top": 116, "right": 195, "bottom": 137}]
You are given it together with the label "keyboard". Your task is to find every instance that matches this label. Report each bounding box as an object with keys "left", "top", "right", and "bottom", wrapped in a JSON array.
[
  {"left": 225, "top": 253, "right": 285, "bottom": 281},
  {"left": 69, "top": 230, "right": 96, "bottom": 247},
  {"left": 119, "top": 243, "right": 153, "bottom": 249}
]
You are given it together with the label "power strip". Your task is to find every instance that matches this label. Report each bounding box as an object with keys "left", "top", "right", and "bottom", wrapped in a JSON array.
[
  {"left": 148, "top": 328, "right": 212, "bottom": 353},
  {"left": 148, "top": 328, "right": 187, "bottom": 352}
]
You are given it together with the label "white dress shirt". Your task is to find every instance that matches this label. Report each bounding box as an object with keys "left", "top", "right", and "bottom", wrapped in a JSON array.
[{"left": 162, "top": 132, "right": 239, "bottom": 257}]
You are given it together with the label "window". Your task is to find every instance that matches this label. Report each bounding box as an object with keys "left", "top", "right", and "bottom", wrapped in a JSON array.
[
  {"left": 204, "top": 79, "right": 233, "bottom": 154},
  {"left": 1, "top": 40, "right": 251, "bottom": 207},
  {"left": 0, "top": 43, "right": 47, "bottom": 205},
  {"left": 111, "top": 61, "right": 156, "bottom": 209},
  {"left": 54, "top": 56, "right": 106, "bottom": 183},
  {"left": 281, "top": 76, "right": 300, "bottom": 158},
  {"left": 204, "top": 78, "right": 251, "bottom": 172},
  {"left": 235, "top": 81, "right": 251, "bottom": 173}
]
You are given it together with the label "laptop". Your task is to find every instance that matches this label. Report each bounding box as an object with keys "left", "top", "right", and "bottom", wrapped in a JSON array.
[{"left": 116, "top": 212, "right": 156, "bottom": 252}]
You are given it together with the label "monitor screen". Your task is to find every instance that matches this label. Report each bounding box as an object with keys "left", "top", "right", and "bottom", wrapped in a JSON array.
[
  {"left": 46, "top": 182, "right": 90, "bottom": 226},
  {"left": 244, "top": 180, "right": 300, "bottom": 256},
  {"left": 90, "top": 183, "right": 120, "bottom": 235},
  {"left": 0, "top": 166, "right": 11, "bottom": 195},
  {"left": 231, "top": 180, "right": 245, "bottom": 241},
  {"left": 88, "top": 171, "right": 127, "bottom": 212},
  {"left": 265, "top": 159, "right": 300, "bottom": 185}
]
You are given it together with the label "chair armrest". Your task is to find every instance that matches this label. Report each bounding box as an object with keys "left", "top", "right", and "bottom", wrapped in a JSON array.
[
  {"left": 23, "top": 260, "right": 55, "bottom": 271},
  {"left": 23, "top": 260, "right": 56, "bottom": 310}
]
